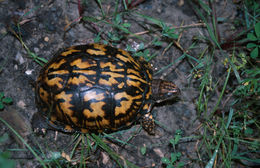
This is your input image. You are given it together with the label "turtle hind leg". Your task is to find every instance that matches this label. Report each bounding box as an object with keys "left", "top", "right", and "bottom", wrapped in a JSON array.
[
  {"left": 141, "top": 113, "right": 155, "bottom": 135},
  {"left": 31, "top": 113, "right": 76, "bottom": 135},
  {"left": 31, "top": 112, "right": 49, "bottom": 136}
]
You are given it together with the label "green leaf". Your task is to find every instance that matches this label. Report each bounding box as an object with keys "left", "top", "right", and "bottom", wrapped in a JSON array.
[
  {"left": 94, "top": 34, "right": 101, "bottom": 43},
  {"left": 247, "top": 33, "right": 257, "bottom": 41},
  {"left": 198, "top": 0, "right": 212, "bottom": 14},
  {"left": 138, "top": 43, "right": 145, "bottom": 50},
  {"left": 122, "top": 23, "right": 131, "bottom": 28},
  {"left": 166, "top": 165, "right": 175, "bottom": 168},
  {"left": 0, "top": 151, "right": 16, "bottom": 168},
  {"left": 171, "top": 153, "right": 178, "bottom": 163},
  {"left": 114, "top": 14, "right": 122, "bottom": 24},
  {"left": 169, "top": 138, "right": 175, "bottom": 146},
  {"left": 82, "top": 16, "right": 100, "bottom": 22},
  {"left": 247, "top": 43, "right": 257, "bottom": 48},
  {"left": 161, "top": 157, "right": 171, "bottom": 164},
  {"left": 0, "top": 102, "right": 4, "bottom": 110},
  {"left": 140, "top": 146, "right": 146, "bottom": 155},
  {"left": 250, "top": 47, "right": 258, "bottom": 59},
  {"left": 36, "top": 57, "right": 48, "bottom": 64},
  {"left": 255, "top": 22, "right": 260, "bottom": 38},
  {"left": 153, "top": 40, "right": 163, "bottom": 46},
  {"left": 49, "top": 151, "right": 61, "bottom": 160},
  {"left": 0, "top": 92, "right": 4, "bottom": 99},
  {"left": 0, "top": 133, "right": 9, "bottom": 143},
  {"left": 2, "top": 97, "right": 12, "bottom": 104},
  {"left": 177, "top": 162, "right": 185, "bottom": 168},
  {"left": 134, "top": 12, "right": 163, "bottom": 27}
]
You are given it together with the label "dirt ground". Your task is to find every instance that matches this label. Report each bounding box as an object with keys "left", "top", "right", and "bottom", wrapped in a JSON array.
[{"left": 0, "top": 0, "right": 245, "bottom": 168}]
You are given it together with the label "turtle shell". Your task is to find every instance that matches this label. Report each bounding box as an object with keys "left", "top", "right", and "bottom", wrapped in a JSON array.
[{"left": 35, "top": 43, "right": 153, "bottom": 133}]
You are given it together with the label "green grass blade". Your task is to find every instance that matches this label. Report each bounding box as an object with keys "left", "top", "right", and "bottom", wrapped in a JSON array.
[
  {"left": 96, "top": 0, "right": 105, "bottom": 17},
  {"left": 91, "top": 134, "right": 140, "bottom": 168},
  {"left": 134, "top": 12, "right": 163, "bottom": 27},
  {"left": 210, "top": 66, "right": 231, "bottom": 117}
]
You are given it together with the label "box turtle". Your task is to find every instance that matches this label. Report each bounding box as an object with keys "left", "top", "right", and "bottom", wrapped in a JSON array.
[{"left": 32, "top": 43, "right": 180, "bottom": 135}]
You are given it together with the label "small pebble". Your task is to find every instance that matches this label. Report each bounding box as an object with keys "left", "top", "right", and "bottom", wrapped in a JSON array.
[
  {"left": 15, "top": 51, "right": 25, "bottom": 64},
  {"left": 44, "top": 36, "right": 49, "bottom": 42},
  {"left": 14, "top": 64, "right": 18, "bottom": 70},
  {"left": 34, "top": 47, "right": 39, "bottom": 53},
  {"left": 153, "top": 148, "right": 164, "bottom": 158},
  {"left": 25, "top": 69, "right": 33, "bottom": 75},
  {"left": 17, "top": 100, "right": 26, "bottom": 109}
]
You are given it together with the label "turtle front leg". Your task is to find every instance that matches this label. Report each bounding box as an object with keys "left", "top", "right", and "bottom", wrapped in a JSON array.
[{"left": 141, "top": 112, "right": 155, "bottom": 135}]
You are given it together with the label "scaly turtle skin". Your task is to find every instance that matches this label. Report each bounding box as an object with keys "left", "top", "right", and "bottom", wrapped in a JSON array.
[{"left": 32, "top": 43, "right": 180, "bottom": 135}]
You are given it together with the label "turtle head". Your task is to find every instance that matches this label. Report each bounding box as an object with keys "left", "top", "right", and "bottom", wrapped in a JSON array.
[{"left": 151, "top": 79, "right": 180, "bottom": 103}]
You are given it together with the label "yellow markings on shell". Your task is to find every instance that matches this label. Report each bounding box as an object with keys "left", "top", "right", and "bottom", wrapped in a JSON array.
[
  {"left": 85, "top": 82, "right": 94, "bottom": 88},
  {"left": 146, "top": 69, "right": 152, "bottom": 79},
  {"left": 48, "top": 70, "right": 69, "bottom": 75},
  {"left": 68, "top": 75, "right": 90, "bottom": 85},
  {"left": 87, "top": 49, "right": 106, "bottom": 55},
  {"left": 114, "top": 116, "right": 132, "bottom": 126},
  {"left": 84, "top": 120, "right": 97, "bottom": 127},
  {"left": 39, "top": 87, "right": 49, "bottom": 104},
  {"left": 118, "top": 82, "right": 124, "bottom": 89},
  {"left": 116, "top": 49, "right": 140, "bottom": 68},
  {"left": 72, "top": 70, "right": 96, "bottom": 75},
  {"left": 117, "top": 61, "right": 124, "bottom": 66},
  {"left": 70, "top": 58, "right": 96, "bottom": 69},
  {"left": 127, "top": 80, "right": 143, "bottom": 92},
  {"left": 93, "top": 43, "right": 107, "bottom": 51},
  {"left": 83, "top": 102, "right": 109, "bottom": 126},
  {"left": 146, "top": 87, "right": 152, "bottom": 99},
  {"left": 100, "top": 62, "right": 124, "bottom": 72},
  {"left": 142, "top": 103, "right": 150, "bottom": 111},
  {"left": 45, "top": 77, "right": 64, "bottom": 89},
  {"left": 60, "top": 49, "right": 81, "bottom": 57},
  {"left": 48, "top": 59, "right": 66, "bottom": 69},
  {"left": 117, "top": 48, "right": 131, "bottom": 57},
  {"left": 83, "top": 90, "right": 110, "bottom": 128},
  {"left": 80, "top": 128, "right": 89, "bottom": 133},
  {"left": 127, "top": 69, "right": 142, "bottom": 78},
  {"left": 64, "top": 125, "right": 73, "bottom": 132},
  {"left": 87, "top": 44, "right": 106, "bottom": 55},
  {"left": 101, "top": 71, "right": 124, "bottom": 78},
  {"left": 55, "top": 91, "right": 78, "bottom": 124},
  {"left": 127, "top": 75, "right": 147, "bottom": 84},
  {"left": 114, "top": 92, "right": 142, "bottom": 117},
  {"left": 99, "top": 72, "right": 124, "bottom": 86},
  {"left": 116, "top": 54, "right": 130, "bottom": 63},
  {"left": 50, "top": 115, "right": 57, "bottom": 122},
  {"left": 84, "top": 90, "right": 105, "bottom": 101}
]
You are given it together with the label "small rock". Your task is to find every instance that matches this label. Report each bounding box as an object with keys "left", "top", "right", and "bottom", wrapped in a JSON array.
[
  {"left": 14, "top": 64, "right": 18, "bottom": 70},
  {"left": 34, "top": 47, "right": 39, "bottom": 53},
  {"left": 101, "top": 152, "right": 109, "bottom": 164},
  {"left": 15, "top": 51, "right": 25, "bottom": 64},
  {"left": 25, "top": 69, "right": 33, "bottom": 75},
  {"left": 153, "top": 148, "right": 164, "bottom": 158},
  {"left": 17, "top": 100, "right": 26, "bottom": 109},
  {"left": 44, "top": 36, "right": 49, "bottom": 42},
  {"left": 39, "top": 43, "right": 44, "bottom": 48},
  {"left": 0, "top": 27, "right": 7, "bottom": 34}
]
